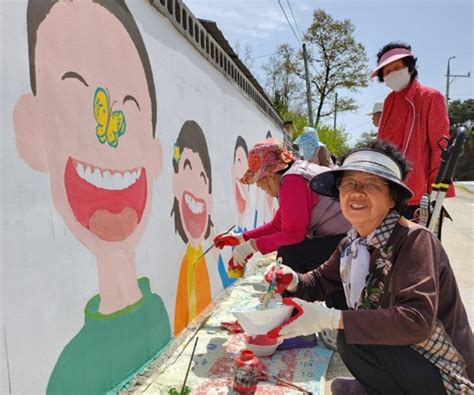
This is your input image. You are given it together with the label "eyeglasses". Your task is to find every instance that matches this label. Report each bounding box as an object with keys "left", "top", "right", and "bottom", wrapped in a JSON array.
[{"left": 337, "top": 178, "right": 388, "bottom": 192}]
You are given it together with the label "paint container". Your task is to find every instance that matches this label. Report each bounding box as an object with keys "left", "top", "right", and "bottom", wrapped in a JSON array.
[
  {"left": 228, "top": 262, "right": 245, "bottom": 279},
  {"left": 233, "top": 349, "right": 260, "bottom": 393}
]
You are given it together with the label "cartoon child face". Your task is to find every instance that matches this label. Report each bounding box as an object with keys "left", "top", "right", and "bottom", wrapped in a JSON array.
[
  {"left": 172, "top": 148, "right": 212, "bottom": 248},
  {"left": 231, "top": 146, "right": 250, "bottom": 218},
  {"left": 14, "top": 1, "right": 162, "bottom": 255}
]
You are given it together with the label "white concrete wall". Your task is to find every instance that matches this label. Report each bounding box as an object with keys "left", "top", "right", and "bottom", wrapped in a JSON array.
[{"left": 0, "top": 0, "right": 283, "bottom": 393}]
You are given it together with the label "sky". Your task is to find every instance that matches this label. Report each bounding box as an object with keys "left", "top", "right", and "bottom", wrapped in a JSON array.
[{"left": 184, "top": 0, "right": 473, "bottom": 144}]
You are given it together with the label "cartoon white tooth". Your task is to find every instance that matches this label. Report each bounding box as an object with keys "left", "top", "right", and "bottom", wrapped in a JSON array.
[
  {"left": 84, "top": 166, "right": 92, "bottom": 183},
  {"left": 112, "top": 172, "right": 123, "bottom": 190},
  {"left": 92, "top": 168, "right": 102, "bottom": 187},
  {"left": 76, "top": 163, "right": 85, "bottom": 179},
  {"left": 124, "top": 171, "right": 132, "bottom": 188},
  {"left": 102, "top": 170, "right": 112, "bottom": 189}
]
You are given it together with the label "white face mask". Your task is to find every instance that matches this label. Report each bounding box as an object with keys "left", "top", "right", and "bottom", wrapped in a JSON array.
[{"left": 384, "top": 67, "right": 411, "bottom": 92}]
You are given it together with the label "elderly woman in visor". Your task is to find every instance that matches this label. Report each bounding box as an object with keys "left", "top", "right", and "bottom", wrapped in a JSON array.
[{"left": 265, "top": 140, "right": 473, "bottom": 394}]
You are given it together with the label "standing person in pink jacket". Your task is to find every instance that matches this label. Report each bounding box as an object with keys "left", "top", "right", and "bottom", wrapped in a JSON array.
[
  {"left": 214, "top": 139, "right": 350, "bottom": 288},
  {"left": 371, "top": 42, "right": 455, "bottom": 224}
]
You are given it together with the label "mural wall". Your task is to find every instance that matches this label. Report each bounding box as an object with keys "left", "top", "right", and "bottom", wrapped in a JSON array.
[{"left": 0, "top": 0, "right": 283, "bottom": 393}]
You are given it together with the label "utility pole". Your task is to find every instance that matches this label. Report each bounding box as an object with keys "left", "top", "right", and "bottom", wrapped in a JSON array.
[
  {"left": 333, "top": 92, "right": 338, "bottom": 131},
  {"left": 302, "top": 43, "right": 314, "bottom": 126},
  {"left": 445, "top": 56, "right": 471, "bottom": 105}
]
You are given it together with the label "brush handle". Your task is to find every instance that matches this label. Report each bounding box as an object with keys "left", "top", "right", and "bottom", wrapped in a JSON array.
[{"left": 262, "top": 258, "right": 283, "bottom": 308}]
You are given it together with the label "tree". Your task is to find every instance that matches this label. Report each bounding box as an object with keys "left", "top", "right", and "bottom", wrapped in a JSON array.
[
  {"left": 303, "top": 9, "right": 369, "bottom": 126},
  {"left": 448, "top": 99, "right": 474, "bottom": 180},
  {"left": 449, "top": 99, "right": 474, "bottom": 125},
  {"left": 262, "top": 44, "right": 304, "bottom": 115},
  {"left": 318, "top": 125, "right": 351, "bottom": 158},
  {"left": 354, "top": 130, "right": 378, "bottom": 149},
  {"left": 260, "top": 9, "right": 368, "bottom": 128},
  {"left": 232, "top": 41, "right": 256, "bottom": 73}
]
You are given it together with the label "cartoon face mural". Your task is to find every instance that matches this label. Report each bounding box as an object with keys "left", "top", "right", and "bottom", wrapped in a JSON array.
[
  {"left": 13, "top": 1, "right": 170, "bottom": 393},
  {"left": 231, "top": 136, "right": 250, "bottom": 225},
  {"left": 172, "top": 120, "right": 213, "bottom": 334}
]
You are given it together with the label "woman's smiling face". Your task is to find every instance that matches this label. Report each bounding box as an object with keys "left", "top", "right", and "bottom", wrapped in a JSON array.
[
  {"left": 339, "top": 171, "right": 395, "bottom": 237},
  {"left": 172, "top": 148, "right": 211, "bottom": 247}
]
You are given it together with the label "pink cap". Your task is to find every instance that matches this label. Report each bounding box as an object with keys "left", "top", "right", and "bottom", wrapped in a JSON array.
[{"left": 370, "top": 48, "right": 413, "bottom": 78}]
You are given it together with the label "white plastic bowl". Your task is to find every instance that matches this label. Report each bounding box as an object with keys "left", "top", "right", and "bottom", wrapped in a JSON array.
[
  {"left": 231, "top": 302, "right": 293, "bottom": 336},
  {"left": 243, "top": 340, "right": 283, "bottom": 357}
]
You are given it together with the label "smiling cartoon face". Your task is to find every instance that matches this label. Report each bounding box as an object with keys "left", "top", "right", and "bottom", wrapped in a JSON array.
[
  {"left": 231, "top": 146, "right": 250, "bottom": 219},
  {"left": 14, "top": 1, "right": 162, "bottom": 254},
  {"left": 172, "top": 148, "right": 212, "bottom": 248}
]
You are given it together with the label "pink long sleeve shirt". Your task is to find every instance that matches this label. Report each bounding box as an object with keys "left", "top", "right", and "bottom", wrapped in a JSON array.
[{"left": 243, "top": 175, "right": 319, "bottom": 254}]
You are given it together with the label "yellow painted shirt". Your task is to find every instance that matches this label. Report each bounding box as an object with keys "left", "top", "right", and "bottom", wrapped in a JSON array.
[{"left": 174, "top": 244, "right": 212, "bottom": 335}]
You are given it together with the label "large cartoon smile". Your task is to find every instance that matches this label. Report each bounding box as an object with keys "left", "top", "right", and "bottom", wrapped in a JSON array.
[
  {"left": 181, "top": 191, "right": 207, "bottom": 239},
  {"left": 65, "top": 157, "right": 147, "bottom": 241},
  {"left": 234, "top": 179, "right": 248, "bottom": 215}
]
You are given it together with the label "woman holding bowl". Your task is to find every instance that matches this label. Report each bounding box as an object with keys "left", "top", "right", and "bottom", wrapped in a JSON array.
[{"left": 265, "top": 141, "right": 473, "bottom": 394}]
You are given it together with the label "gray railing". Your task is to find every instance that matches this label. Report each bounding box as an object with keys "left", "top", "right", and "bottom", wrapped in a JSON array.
[{"left": 149, "top": 0, "right": 284, "bottom": 127}]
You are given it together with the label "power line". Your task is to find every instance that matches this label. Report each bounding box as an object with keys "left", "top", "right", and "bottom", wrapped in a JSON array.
[
  {"left": 277, "top": 0, "right": 301, "bottom": 46},
  {"left": 250, "top": 52, "right": 279, "bottom": 60},
  {"left": 346, "top": 120, "right": 372, "bottom": 133},
  {"left": 286, "top": 0, "right": 303, "bottom": 40}
]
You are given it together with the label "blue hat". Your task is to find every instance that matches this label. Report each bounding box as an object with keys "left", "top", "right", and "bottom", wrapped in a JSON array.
[{"left": 294, "top": 127, "right": 324, "bottom": 160}]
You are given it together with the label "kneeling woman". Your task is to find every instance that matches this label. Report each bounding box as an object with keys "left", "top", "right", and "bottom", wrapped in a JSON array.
[
  {"left": 215, "top": 139, "right": 350, "bottom": 278},
  {"left": 266, "top": 141, "right": 473, "bottom": 394}
]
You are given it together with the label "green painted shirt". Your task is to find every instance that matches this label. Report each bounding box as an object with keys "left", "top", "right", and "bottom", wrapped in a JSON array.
[{"left": 47, "top": 278, "right": 171, "bottom": 395}]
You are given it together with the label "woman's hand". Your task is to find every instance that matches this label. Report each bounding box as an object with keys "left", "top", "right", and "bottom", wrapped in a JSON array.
[
  {"left": 264, "top": 262, "right": 298, "bottom": 293},
  {"left": 213, "top": 231, "right": 243, "bottom": 249},
  {"left": 231, "top": 240, "right": 257, "bottom": 266},
  {"left": 270, "top": 298, "right": 341, "bottom": 340}
]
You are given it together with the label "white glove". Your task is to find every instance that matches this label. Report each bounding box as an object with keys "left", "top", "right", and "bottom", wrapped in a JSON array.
[
  {"left": 263, "top": 262, "right": 299, "bottom": 293},
  {"left": 279, "top": 298, "right": 341, "bottom": 340},
  {"left": 232, "top": 240, "right": 257, "bottom": 266}
]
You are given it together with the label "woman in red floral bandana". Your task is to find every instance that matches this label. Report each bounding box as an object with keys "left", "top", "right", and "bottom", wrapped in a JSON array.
[{"left": 214, "top": 139, "right": 350, "bottom": 291}]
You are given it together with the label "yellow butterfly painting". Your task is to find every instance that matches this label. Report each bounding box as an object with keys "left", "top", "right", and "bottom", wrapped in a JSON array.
[{"left": 93, "top": 87, "right": 126, "bottom": 148}]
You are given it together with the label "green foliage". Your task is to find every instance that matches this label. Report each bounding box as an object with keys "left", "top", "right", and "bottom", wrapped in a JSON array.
[
  {"left": 282, "top": 110, "right": 309, "bottom": 139},
  {"left": 261, "top": 9, "right": 368, "bottom": 127},
  {"left": 303, "top": 9, "right": 369, "bottom": 126},
  {"left": 317, "top": 125, "right": 351, "bottom": 157},
  {"left": 449, "top": 99, "right": 474, "bottom": 125},
  {"left": 354, "top": 130, "right": 378, "bottom": 149},
  {"left": 263, "top": 44, "right": 304, "bottom": 115},
  {"left": 448, "top": 99, "right": 474, "bottom": 180},
  {"left": 169, "top": 386, "right": 191, "bottom": 395}
]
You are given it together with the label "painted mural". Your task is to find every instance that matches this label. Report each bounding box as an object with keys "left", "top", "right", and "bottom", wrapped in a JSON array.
[
  {"left": 171, "top": 120, "right": 213, "bottom": 334},
  {"left": 12, "top": 1, "right": 171, "bottom": 393},
  {"left": 2, "top": 0, "right": 284, "bottom": 393}
]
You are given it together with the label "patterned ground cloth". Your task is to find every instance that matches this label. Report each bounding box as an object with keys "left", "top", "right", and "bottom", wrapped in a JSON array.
[{"left": 140, "top": 271, "right": 333, "bottom": 394}]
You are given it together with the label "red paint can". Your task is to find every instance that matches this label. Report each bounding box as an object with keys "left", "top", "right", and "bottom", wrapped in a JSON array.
[{"left": 233, "top": 349, "right": 260, "bottom": 393}]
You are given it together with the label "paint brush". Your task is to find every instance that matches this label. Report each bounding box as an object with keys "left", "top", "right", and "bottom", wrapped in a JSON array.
[
  {"left": 272, "top": 374, "right": 312, "bottom": 394},
  {"left": 179, "top": 336, "right": 199, "bottom": 395},
  {"left": 193, "top": 224, "right": 235, "bottom": 264},
  {"left": 261, "top": 257, "right": 282, "bottom": 309}
]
